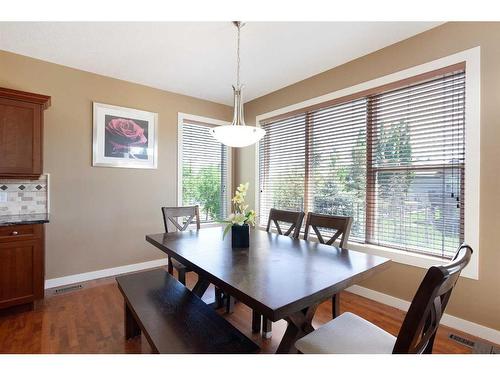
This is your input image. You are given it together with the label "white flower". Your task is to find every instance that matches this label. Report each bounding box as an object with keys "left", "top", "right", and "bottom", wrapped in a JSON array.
[
  {"left": 232, "top": 213, "right": 246, "bottom": 225},
  {"left": 222, "top": 183, "right": 257, "bottom": 238}
]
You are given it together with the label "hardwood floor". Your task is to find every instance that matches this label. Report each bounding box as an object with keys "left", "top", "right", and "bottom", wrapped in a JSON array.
[{"left": 0, "top": 269, "right": 480, "bottom": 354}]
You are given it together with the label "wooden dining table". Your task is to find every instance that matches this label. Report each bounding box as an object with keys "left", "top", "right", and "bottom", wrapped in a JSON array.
[{"left": 146, "top": 227, "right": 390, "bottom": 353}]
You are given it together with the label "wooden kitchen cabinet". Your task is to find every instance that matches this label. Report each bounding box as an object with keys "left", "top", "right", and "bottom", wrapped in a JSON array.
[
  {"left": 0, "top": 87, "right": 51, "bottom": 178},
  {"left": 0, "top": 224, "right": 44, "bottom": 310}
]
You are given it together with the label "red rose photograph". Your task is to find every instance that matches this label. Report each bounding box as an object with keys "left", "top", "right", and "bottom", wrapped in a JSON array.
[
  {"left": 93, "top": 102, "right": 158, "bottom": 169},
  {"left": 104, "top": 115, "right": 149, "bottom": 159}
]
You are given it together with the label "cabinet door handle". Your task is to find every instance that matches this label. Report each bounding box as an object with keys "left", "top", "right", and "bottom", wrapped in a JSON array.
[{"left": 11, "top": 231, "right": 19, "bottom": 236}]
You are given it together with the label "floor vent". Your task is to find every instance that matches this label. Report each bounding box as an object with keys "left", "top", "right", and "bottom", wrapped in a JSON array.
[
  {"left": 54, "top": 284, "right": 83, "bottom": 294},
  {"left": 448, "top": 333, "right": 475, "bottom": 348},
  {"left": 449, "top": 333, "right": 499, "bottom": 354}
]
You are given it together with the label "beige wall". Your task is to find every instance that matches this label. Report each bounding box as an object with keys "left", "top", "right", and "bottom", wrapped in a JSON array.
[
  {"left": 0, "top": 50, "right": 232, "bottom": 279},
  {"left": 238, "top": 22, "right": 500, "bottom": 330}
]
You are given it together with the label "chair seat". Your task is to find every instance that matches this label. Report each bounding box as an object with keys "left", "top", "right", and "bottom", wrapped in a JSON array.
[
  {"left": 170, "top": 257, "right": 190, "bottom": 271},
  {"left": 295, "top": 312, "right": 396, "bottom": 354}
]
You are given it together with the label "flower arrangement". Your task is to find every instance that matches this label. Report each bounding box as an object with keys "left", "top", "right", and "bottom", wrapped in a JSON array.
[{"left": 221, "top": 182, "right": 256, "bottom": 238}]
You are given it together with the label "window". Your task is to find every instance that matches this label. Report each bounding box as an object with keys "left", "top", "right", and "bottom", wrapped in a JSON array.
[
  {"left": 259, "top": 113, "right": 306, "bottom": 217},
  {"left": 259, "top": 64, "right": 465, "bottom": 259},
  {"left": 179, "top": 115, "right": 230, "bottom": 223}
]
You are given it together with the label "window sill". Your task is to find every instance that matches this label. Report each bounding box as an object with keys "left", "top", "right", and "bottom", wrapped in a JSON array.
[
  {"left": 344, "top": 242, "right": 478, "bottom": 280},
  {"left": 200, "top": 222, "right": 223, "bottom": 228}
]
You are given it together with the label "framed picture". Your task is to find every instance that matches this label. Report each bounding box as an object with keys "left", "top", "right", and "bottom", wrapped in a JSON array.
[{"left": 92, "top": 102, "right": 158, "bottom": 169}]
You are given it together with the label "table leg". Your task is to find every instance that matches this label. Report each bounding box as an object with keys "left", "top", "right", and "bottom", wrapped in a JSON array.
[
  {"left": 332, "top": 293, "right": 340, "bottom": 319},
  {"left": 194, "top": 278, "right": 231, "bottom": 310},
  {"left": 226, "top": 294, "right": 235, "bottom": 313},
  {"left": 251, "top": 310, "right": 262, "bottom": 333},
  {"left": 215, "top": 287, "right": 224, "bottom": 308},
  {"left": 167, "top": 256, "right": 174, "bottom": 275},
  {"left": 276, "top": 303, "right": 319, "bottom": 354},
  {"left": 262, "top": 317, "right": 272, "bottom": 339},
  {"left": 192, "top": 277, "right": 210, "bottom": 298},
  {"left": 178, "top": 268, "right": 187, "bottom": 286}
]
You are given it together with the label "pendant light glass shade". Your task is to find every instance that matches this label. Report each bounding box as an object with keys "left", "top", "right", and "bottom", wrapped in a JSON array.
[
  {"left": 210, "top": 21, "right": 266, "bottom": 148},
  {"left": 211, "top": 125, "right": 266, "bottom": 147},
  {"left": 210, "top": 85, "right": 265, "bottom": 147}
]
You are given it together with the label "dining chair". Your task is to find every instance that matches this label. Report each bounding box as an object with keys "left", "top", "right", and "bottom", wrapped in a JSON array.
[
  {"left": 253, "top": 208, "right": 306, "bottom": 338},
  {"left": 266, "top": 208, "right": 305, "bottom": 239},
  {"left": 303, "top": 212, "right": 353, "bottom": 318},
  {"left": 295, "top": 243, "right": 473, "bottom": 354},
  {"left": 303, "top": 212, "right": 353, "bottom": 248},
  {"left": 162, "top": 205, "right": 234, "bottom": 313},
  {"left": 161, "top": 205, "right": 200, "bottom": 285}
]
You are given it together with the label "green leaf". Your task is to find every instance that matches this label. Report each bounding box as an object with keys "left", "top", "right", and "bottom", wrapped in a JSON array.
[{"left": 222, "top": 224, "right": 232, "bottom": 239}]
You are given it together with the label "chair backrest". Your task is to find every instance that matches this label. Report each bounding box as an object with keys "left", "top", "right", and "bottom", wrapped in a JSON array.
[
  {"left": 393, "top": 243, "right": 473, "bottom": 354},
  {"left": 266, "top": 208, "right": 305, "bottom": 239},
  {"left": 161, "top": 206, "right": 200, "bottom": 233},
  {"left": 303, "top": 212, "right": 353, "bottom": 248}
]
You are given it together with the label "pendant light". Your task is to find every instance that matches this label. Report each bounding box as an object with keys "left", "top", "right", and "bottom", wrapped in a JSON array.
[{"left": 210, "top": 22, "right": 266, "bottom": 147}]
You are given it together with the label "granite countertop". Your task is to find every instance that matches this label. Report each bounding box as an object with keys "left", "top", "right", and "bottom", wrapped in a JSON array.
[{"left": 0, "top": 213, "right": 50, "bottom": 226}]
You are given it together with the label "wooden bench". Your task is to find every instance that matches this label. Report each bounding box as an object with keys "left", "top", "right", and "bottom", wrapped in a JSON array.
[{"left": 116, "top": 269, "right": 260, "bottom": 354}]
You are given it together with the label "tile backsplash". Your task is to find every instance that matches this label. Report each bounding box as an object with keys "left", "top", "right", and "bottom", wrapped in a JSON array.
[{"left": 0, "top": 174, "right": 49, "bottom": 215}]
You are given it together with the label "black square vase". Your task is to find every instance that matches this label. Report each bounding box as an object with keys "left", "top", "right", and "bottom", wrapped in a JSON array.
[{"left": 231, "top": 224, "right": 249, "bottom": 248}]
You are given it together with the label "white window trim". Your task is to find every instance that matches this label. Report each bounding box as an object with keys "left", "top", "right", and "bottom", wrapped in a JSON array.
[
  {"left": 255, "top": 47, "right": 480, "bottom": 280},
  {"left": 177, "top": 112, "right": 232, "bottom": 224}
]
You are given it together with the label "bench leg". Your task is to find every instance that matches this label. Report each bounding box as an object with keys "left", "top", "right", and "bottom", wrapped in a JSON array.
[
  {"left": 124, "top": 302, "right": 141, "bottom": 340},
  {"left": 332, "top": 293, "right": 340, "bottom": 319},
  {"left": 262, "top": 317, "right": 272, "bottom": 339},
  {"left": 252, "top": 310, "right": 262, "bottom": 333}
]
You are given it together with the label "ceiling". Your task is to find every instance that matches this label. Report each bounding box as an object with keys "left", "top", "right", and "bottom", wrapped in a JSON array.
[{"left": 0, "top": 22, "right": 442, "bottom": 105}]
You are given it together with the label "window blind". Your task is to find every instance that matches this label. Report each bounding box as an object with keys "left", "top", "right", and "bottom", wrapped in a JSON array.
[
  {"left": 368, "top": 70, "right": 465, "bottom": 257},
  {"left": 259, "top": 113, "right": 306, "bottom": 227},
  {"left": 307, "top": 98, "right": 368, "bottom": 241},
  {"left": 258, "top": 65, "right": 465, "bottom": 258},
  {"left": 182, "top": 121, "right": 229, "bottom": 223}
]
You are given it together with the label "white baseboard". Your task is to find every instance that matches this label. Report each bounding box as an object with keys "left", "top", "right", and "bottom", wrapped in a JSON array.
[
  {"left": 346, "top": 285, "right": 500, "bottom": 345},
  {"left": 44, "top": 258, "right": 167, "bottom": 289}
]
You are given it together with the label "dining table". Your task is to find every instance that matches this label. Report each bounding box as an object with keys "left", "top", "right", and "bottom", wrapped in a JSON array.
[{"left": 146, "top": 226, "right": 390, "bottom": 353}]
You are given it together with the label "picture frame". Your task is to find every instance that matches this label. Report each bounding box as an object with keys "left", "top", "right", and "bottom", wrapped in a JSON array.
[{"left": 92, "top": 102, "right": 158, "bottom": 169}]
